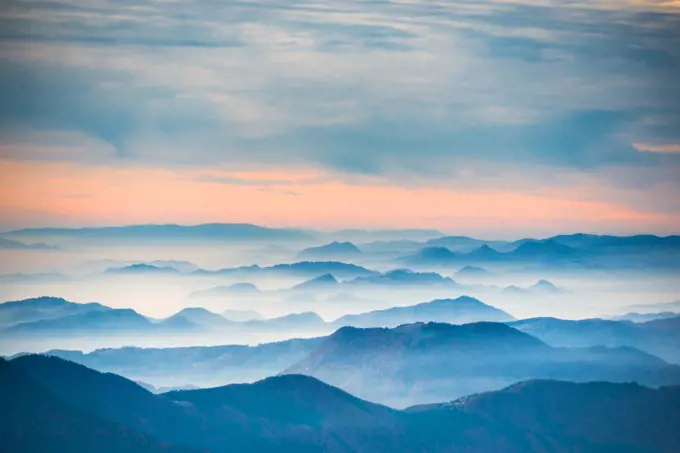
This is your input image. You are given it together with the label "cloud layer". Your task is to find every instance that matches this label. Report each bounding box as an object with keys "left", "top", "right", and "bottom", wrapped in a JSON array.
[{"left": 0, "top": 0, "right": 679, "bottom": 231}]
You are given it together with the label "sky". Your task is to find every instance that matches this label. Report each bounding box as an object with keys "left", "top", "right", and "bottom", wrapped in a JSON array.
[{"left": 0, "top": 0, "right": 679, "bottom": 236}]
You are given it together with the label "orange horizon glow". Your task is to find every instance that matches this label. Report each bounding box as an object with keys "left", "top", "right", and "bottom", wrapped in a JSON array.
[{"left": 1, "top": 159, "right": 678, "bottom": 235}]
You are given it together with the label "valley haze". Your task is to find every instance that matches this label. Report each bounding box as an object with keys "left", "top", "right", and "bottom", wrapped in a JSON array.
[{"left": 1, "top": 0, "right": 679, "bottom": 449}]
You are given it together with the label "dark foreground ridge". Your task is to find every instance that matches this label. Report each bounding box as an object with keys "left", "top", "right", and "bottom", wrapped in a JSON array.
[{"left": 2, "top": 354, "right": 680, "bottom": 453}]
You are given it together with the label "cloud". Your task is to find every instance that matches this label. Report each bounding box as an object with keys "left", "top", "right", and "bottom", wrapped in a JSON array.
[
  {"left": 0, "top": 0, "right": 679, "bottom": 220},
  {"left": 0, "top": 127, "right": 117, "bottom": 162},
  {"left": 634, "top": 143, "right": 680, "bottom": 153}
]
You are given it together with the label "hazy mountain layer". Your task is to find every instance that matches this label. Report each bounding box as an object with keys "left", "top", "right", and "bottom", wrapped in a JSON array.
[{"left": 284, "top": 321, "right": 680, "bottom": 407}]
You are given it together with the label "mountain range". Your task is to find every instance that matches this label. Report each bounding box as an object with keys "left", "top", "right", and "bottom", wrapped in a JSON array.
[
  {"left": 3, "top": 354, "right": 679, "bottom": 453},
  {"left": 503, "top": 279, "right": 563, "bottom": 295},
  {"left": 4, "top": 223, "right": 312, "bottom": 242},
  {"left": 0, "top": 297, "right": 333, "bottom": 339},
  {"left": 333, "top": 296, "right": 513, "bottom": 328},
  {"left": 105, "top": 263, "right": 181, "bottom": 275},
  {"left": 398, "top": 234, "right": 680, "bottom": 268},
  {"left": 399, "top": 241, "right": 580, "bottom": 266},
  {"left": 423, "top": 236, "right": 508, "bottom": 252},
  {"left": 43, "top": 337, "right": 324, "bottom": 388},
  {"left": 0, "top": 237, "right": 56, "bottom": 250},
  {"left": 510, "top": 316, "right": 680, "bottom": 363},
  {"left": 346, "top": 268, "right": 456, "bottom": 286},
  {"left": 454, "top": 265, "right": 493, "bottom": 278},
  {"left": 196, "top": 261, "right": 378, "bottom": 279},
  {"left": 0, "top": 296, "right": 110, "bottom": 328},
  {"left": 297, "top": 241, "right": 362, "bottom": 260},
  {"left": 283, "top": 321, "right": 680, "bottom": 407}
]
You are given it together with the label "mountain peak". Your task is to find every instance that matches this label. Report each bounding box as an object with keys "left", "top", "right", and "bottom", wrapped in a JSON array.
[
  {"left": 105, "top": 263, "right": 178, "bottom": 274},
  {"left": 292, "top": 273, "right": 339, "bottom": 290},
  {"left": 348, "top": 269, "right": 455, "bottom": 286},
  {"left": 334, "top": 295, "right": 514, "bottom": 328},
  {"left": 466, "top": 244, "right": 501, "bottom": 258},
  {"left": 297, "top": 241, "right": 362, "bottom": 259},
  {"left": 455, "top": 265, "right": 491, "bottom": 277},
  {"left": 532, "top": 279, "right": 558, "bottom": 290},
  {"left": 513, "top": 240, "right": 576, "bottom": 256},
  {"left": 165, "top": 307, "right": 227, "bottom": 327}
]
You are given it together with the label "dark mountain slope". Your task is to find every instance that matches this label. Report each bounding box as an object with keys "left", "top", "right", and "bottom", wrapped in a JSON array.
[
  {"left": 437, "top": 380, "right": 680, "bottom": 453},
  {"left": 9, "top": 355, "right": 202, "bottom": 446},
  {"left": 0, "top": 357, "right": 197, "bottom": 453},
  {"left": 5, "top": 356, "right": 679, "bottom": 453}
]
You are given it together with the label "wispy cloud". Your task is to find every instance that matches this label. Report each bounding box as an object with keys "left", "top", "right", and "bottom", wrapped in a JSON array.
[
  {"left": 0, "top": 0, "right": 679, "bottom": 229},
  {"left": 633, "top": 143, "right": 680, "bottom": 153}
]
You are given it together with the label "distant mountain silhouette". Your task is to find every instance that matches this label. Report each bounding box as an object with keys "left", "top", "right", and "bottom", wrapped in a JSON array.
[
  {"left": 399, "top": 246, "right": 459, "bottom": 265},
  {"left": 346, "top": 269, "right": 456, "bottom": 286},
  {"left": 284, "top": 321, "right": 680, "bottom": 407},
  {"left": 246, "top": 312, "right": 327, "bottom": 331},
  {"left": 105, "top": 263, "right": 179, "bottom": 275},
  {"left": 4, "top": 355, "right": 680, "bottom": 453},
  {"left": 203, "top": 261, "right": 378, "bottom": 279},
  {"left": 0, "top": 272, "right": 69, "bottom": 284},
  {"left": 0, "top": 296, "right": 110, "bottom": 328},
  {"left": 0, "top": 237, "right": 56, "bottom": 250},
  {"left": 297, "top": 241, "right": 362, "bottom": 260},
  {"left": 155, "top": 314, "right": 199, "bottom": 330},
  {"left": 509, "top": 316, "right": 680, "bottom": 363},
  {"left": 221, "top": 308, "right": 263, "bottom": 322},
  {"left": 424, "top": 236, "right": 508, "bottom": 252},
  {"left": 541, "top": 233, "right": 680, "bottom": 251},
  {"left": 612, "top": 311, "right": 679, "bottom": 323},
  {"left": 509, "top": 239, "right": 578, "bottom": 259},
  {"left": 163, "top": 307, "right": 230, "bottom": 328},
  {"left": 398, "top": 244, "right": 507, "bottom": 265},
  {"left": 466, "top": 244, "right": 503, "bottom": 260},
  {"left": 6, "top": 223, "right": 311, "bottom": 241},
  {"left": 267, "top": 261, "right": 376, "bottom": 278},
  {"left": 625, "top": 299, "right": 680, "bottom": 314},
  {"left": 502, "top": 285, "right": 526, "bottom": 294},
  {"left": 454, "top": 265, "right": 492, "bottom": 278},
  {"left": 334, "top": 296, "right": 513, "bottom": 328},
  {"left": 532, "top": 279, "right": 561, "bottom": 292},
  {"left": 396, "top": 234, "right": 680, "bottom": 268},
  {"left": 503, "top": 279, "right": 563, "bottom": 295},
  {"left": 4, "top": 308, "right": 152, "bottom": 335},
  {"left": 46, "top": 337, "right": 324, "bottom": 388},
  {"left": 292, "top": 273, "right": 340, "bottom": 290},
  {"left": 190, "top": 282, "right": 261, "bottom": 299},
  {"left": 146, "top": 260, "right": 199, "bottom": 273}
]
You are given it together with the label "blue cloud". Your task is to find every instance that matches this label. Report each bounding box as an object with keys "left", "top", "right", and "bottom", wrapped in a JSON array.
[{"left": 0, "top": 0, "right": 678, "bottom": 188}]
